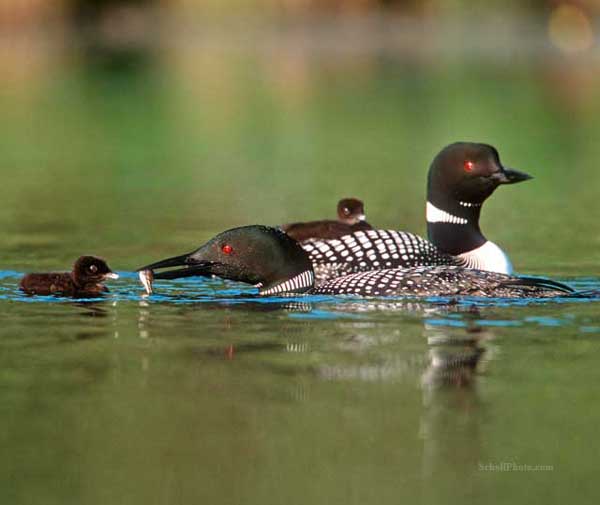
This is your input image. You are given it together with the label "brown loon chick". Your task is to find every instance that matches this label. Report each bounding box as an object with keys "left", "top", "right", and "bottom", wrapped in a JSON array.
[
  {"left": 281, "top": 198, "right": 372, "bottom": 243},
  {"left": 20, "top": 256, "right": 119, "bottom": 297}
]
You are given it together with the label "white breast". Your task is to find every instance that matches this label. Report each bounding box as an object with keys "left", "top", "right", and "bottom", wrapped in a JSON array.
[{"left": 457, "top": 241, "right": 513, "bottom": 274}]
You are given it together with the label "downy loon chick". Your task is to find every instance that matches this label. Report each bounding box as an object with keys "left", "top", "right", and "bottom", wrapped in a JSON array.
[
  {"left": 281, "top": 198, "right": 372, "bottom": 243},
  {"left": 136, "top": 226, "right": 574, "bottom": 299},
  {"left": 303, "top": 142, "right": 531, "bottom": 283},
  {"left": 19, "top": 256, "right": 119, "bottom": 297}
]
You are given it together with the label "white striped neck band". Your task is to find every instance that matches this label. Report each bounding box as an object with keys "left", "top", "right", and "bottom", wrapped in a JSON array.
[
  {"left": 458, "top": 201, "right": 482, "bottom": 208},
  {"left": 426, "top": 201, "right": 468, "bottom": 225},
  {"left": 258, "top": 270, "right": 314, "bottom": 296}
]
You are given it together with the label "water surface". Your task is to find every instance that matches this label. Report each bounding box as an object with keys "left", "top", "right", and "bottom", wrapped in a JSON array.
[{"left": 3, "top": 270, "right": 600, "bottom": 504}]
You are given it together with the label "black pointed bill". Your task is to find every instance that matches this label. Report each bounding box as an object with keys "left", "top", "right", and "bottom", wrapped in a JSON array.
[
  {"left": 136, "top": 253, "right": 214, "bottom": 280},
  {"left": 494, "top": 167, "right": 533, "bottom": 185}
]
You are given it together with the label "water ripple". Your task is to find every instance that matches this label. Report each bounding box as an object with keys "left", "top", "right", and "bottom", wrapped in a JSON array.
[{"left": 2, "top": 271, "right": 600, "bottom": 314}]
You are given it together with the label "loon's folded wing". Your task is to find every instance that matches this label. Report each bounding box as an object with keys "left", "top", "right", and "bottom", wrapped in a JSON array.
[{"left": 498, "top": 276, "right": 575, "bottom": 295}]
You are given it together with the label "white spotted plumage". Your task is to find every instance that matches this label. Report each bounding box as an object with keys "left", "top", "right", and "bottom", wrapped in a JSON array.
[
  {"left": 302, "top": 229, "right": 460, "bottom": 284},
  {"left": 311, "top": 266, "right": 571, "bottom": 298}
]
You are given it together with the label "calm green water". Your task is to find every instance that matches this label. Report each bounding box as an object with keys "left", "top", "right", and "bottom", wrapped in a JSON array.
[{"left": 2, "top": 31, "right": 600, "bottom": 504}]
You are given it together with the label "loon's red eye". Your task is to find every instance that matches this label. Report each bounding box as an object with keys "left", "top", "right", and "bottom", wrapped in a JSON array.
[
  {"left": 464, "top": 160, "right": 474, "bottom": 172},
  {"left": 222, "top": 244, "right": 233, "bottom": 255}
]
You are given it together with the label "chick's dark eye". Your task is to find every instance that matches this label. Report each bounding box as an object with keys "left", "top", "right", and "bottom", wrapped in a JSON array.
[
  {"left": 89, "top": 265, "right": 98, "bottom": 273},
  {"left": 222, "top": 244, "right": 233, "bottom": 255},
  {"left": 343, "top": 208, "right": 350, "bottom": 216},
  {"left": 464, "top": 160, "right": 475, "bottom": 172}
]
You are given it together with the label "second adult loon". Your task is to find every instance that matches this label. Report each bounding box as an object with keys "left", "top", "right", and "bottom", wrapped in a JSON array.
[
  {"left": 302, "top": 142, "right": 531, "bottom": 282},
  {"left": 136, "top": 226, "right": 574, "bottom": 299}
]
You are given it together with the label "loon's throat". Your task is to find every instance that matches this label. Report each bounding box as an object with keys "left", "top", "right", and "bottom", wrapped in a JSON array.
[
  {"left": 457, "top": 241, "right": 513, "bottom": 275},
  {"left": 426, "top": 200, "right": 486, "bottom": 255},
  {"left": 258, "top": 270, "right": 314, "bottom": 296}
]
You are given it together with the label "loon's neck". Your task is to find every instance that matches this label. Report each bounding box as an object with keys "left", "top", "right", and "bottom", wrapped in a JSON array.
[
  {"left": 456, "top": 241, "right": 513, "bottom": 274},
  {"left": 426, "top": 199, "right": 486, "bottom": 254},
  {"left": 426, "top": 199, "right": 513, "bottom": 274},
  {"left": 71, "top": 271, "right": 83, "bottom": 288},
  {"left": 257, "top": 269, "right": 315, "bottom": 296}
]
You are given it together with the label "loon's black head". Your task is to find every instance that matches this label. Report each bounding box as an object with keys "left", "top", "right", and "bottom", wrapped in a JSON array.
[
  {"left": 73, "top": 256, "right": 118, "bottom": 286},
  {"left": 337, "top": 198, "right": 366, "bottom": 225},
  {"left": 426, "top": 143, "right": 532, "bottom": 257},
  {"left": 137, "top": 226, "right": 315, "bottom": 295},
  {"left": 428, "top": 142, "right": 532, "bottom": 207}
]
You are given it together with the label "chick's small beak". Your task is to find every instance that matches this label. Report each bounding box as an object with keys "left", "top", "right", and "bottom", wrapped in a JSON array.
[{"left": 105, "top": 272, "right": 119, "bottom": 280}]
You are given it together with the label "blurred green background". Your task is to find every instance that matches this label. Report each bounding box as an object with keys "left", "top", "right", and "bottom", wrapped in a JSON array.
[{"left": 2, "top": 0, "right": 600, "bottom": 274}]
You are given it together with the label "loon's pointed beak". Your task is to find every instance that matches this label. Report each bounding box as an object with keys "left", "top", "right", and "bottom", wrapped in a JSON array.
[
  {"left": 136, "top": 252, "right": 213, "bottom": 279},
  {"left": 493, "top": 167, "right": 533, "bottom": 185}
]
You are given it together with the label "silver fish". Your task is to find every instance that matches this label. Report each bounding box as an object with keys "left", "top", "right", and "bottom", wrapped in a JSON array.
[{"left": 138, "top": 269, "right": 154, "bottom": 295}]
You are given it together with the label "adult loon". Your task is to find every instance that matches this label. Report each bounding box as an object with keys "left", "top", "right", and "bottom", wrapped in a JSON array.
[
  {"left": 20, "top": 256, "right": 119, "bottom": 297},
  {"left": 281, "top": 198, "right": 372, "bottom": 242},
  {"left": 302, "top": 143, "right": 531, "bottom": 282},
  {"left": 137, "top": 226, "right": 574, "bottom": 299}
]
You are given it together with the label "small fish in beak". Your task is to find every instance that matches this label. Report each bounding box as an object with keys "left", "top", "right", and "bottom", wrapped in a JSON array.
[{"left": 139, "top": 269, "right": 154, "bottom": 295}]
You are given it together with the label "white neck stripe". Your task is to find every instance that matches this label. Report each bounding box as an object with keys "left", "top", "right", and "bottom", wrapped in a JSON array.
[
  {"left": 459, "top": 201, "right": 481, "bottom": 208},
  {"left": 259, "top": 270, "right": 314, "bottom": 295},
  {"left": 426, "top": 201, "right": 468, "bottom": 225}
]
